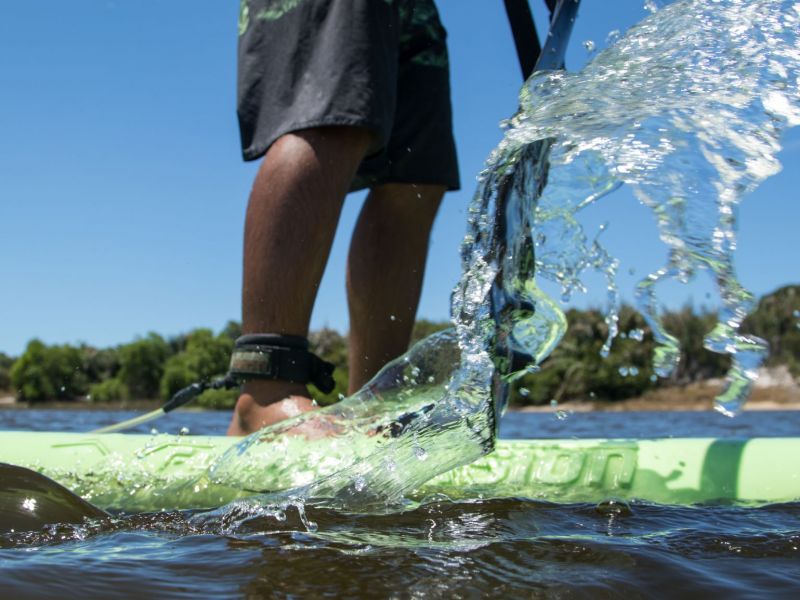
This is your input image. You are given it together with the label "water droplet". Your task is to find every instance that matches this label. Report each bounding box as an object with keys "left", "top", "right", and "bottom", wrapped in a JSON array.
[
  {"left": 583, "top": 39, "right": 596, "bottom": 53},
  {"left": 354, "top": 476, "right": 366, "bottom": 492},
  {"left": 389, "top": 315, "right": 396, "bottom": 321},
  {"left": 644, "top": 0, "right": 661, "bottom": 13},
  {"left": 338, "top": 393, "right": 346, "bottom": 401},
  {"left": 618, "top": 367, "right": 630, "bottom": 377},
  {"left": 628, "top": 328, "right": 645, "bottom": 342},
  {"left": 595, "top": 498, "right": 633, "bottom": 516},
  {"left": 650, "top": 374, "right": 658, "bottom": 382},
  {"left": 179, "top": 427, "right": 190, "bottom": 436},
  {"left": 427, "top": 375, "right": 435, "bottom": 383},
  {"left": 605, "top": 29, "right": 620, "bottom": 45},
  {"left": 629, "top": 366, "right": 639, "bottom": 376},
  {"left": 414, "top": 446, "right": 428, "bottom": 461},
  {"left": 150, "top": 428, "right": 159, "bottom": 435},
  {"left": 519, "top": 387, "right": 530, "bottom": 397},
  {"left": 555, "top": 409, "right": 571, "bottom": 420}
]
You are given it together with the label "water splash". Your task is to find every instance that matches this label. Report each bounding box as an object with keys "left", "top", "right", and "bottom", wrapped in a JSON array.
[
  {"left": 184, "top": 0, "right": 800, "bottom": 519},
  {"left": 455, "top": 0, "right": 800, "bottom": 418}
]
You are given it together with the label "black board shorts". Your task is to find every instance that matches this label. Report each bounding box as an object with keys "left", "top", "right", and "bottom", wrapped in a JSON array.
[{"left": 237, "top": 0, "right": 460, "bottom": 191}]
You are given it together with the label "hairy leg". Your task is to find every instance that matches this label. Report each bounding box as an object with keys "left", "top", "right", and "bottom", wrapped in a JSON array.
[
  {"left": 228, "top": 127, "right": 372, "bottom": 435},
  {"left": 346, "top": 183, "right": 445, "bottom": 393}
]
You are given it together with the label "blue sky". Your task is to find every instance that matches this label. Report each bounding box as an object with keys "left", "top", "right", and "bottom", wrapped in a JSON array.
[{"left": 1, "top": 1, "right": 798, "bottom": 356}]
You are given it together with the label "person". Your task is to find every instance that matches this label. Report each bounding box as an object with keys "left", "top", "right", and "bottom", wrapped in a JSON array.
[{"left": 227, "top": 0, "right": 459, "bottom": 435}]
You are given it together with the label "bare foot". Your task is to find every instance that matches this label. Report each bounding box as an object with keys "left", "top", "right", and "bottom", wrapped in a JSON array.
[{"left": 227, "top": 380, "right": 316, "bottom": 435}]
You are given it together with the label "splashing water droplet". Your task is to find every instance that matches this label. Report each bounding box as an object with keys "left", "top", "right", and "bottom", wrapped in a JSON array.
[
  {"left": 644, "top": 0, "right": 661, "bottom": 13},
  {"left": 179, "top": 427, "right": 190, "bottom": 436},
  {"left": 414, "top": 446, "right": 428, "bottom": 461},
  {"left": 595, "top": 498, "right": 634, "bottom": 517},
  {"left": 583, "top": 39, "right": 596, "bottom": 53},
  {"left": 628, "top": 328, "right": 645, "bottom": 342},
  {"left": 519, "top": 387, "right": 530, "bottom": 397}
]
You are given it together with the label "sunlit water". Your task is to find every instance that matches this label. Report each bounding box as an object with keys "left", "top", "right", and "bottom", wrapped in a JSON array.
[{"left": 3, "top": 0, "right": 800, "bottom": 596}]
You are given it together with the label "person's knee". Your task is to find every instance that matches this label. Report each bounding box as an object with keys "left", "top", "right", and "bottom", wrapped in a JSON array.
[
  {"left": 369, "top": 183, "right": 445, "bottom": 225},
  {"left": 270, "top": 126, "right": 375, "bottom": 162}
]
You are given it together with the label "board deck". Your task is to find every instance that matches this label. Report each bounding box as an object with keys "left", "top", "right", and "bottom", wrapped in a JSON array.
[{"left": 1, "top": 432, "right": 798, "bottom": 511}]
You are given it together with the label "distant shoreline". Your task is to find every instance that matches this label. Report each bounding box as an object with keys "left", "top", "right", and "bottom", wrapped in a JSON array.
[{"left": 1, "top": 382, "right": 798, "bottom": 413}]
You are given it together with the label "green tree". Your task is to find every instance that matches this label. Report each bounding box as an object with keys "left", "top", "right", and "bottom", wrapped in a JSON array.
[
  {"left": 742, "top": 285, "right": 800, "bottom": 376},
  {"left": 509, "top": 306, "right": 656, "bottom": 406},
  {"left": 411, "top": 319, "right": 452, "bottom": 345},
  {"left": 118, "top": 333, "right": 172, "bottom": 399},
  {"left": 661, "top": 306, "right": 729, "bottom": 384},
  {"left": 0, "top": 352, "right": 14, "bottom": 391},
  {"left": 10, "top": 340, "right": 87, "bottom": 402},
  {"left": 80, "top": 345, "right": 121, "bottom": 384},
  {"left": 220, "top": 320, "right": 243, "bottom": 341},
  {"left": 160, "top": 329, "right": 233, "bottom": 400},
  {"left": 88, "top": 378, "right": 129, "bottom": 403}
]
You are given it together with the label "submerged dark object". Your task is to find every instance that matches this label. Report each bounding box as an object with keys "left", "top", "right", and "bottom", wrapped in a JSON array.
[{"left": 0, "top": 463, "right": 107, "bottom": 533}]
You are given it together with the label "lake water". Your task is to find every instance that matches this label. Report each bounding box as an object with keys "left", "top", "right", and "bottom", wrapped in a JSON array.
[{"left": 1, "top": 408, "right": 799, "bottom": 599}]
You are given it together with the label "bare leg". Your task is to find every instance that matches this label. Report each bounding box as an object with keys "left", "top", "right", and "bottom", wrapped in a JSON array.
[
  {"left": 346, "top": 183, "right": 445, "bottom": 393},
  {"left": 228, "top": 127, "right": 372, "bottom": 435}
]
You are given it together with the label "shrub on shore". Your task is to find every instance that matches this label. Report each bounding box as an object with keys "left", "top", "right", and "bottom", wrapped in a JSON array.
[{"left": 3, "top": 285, "right": 797, "bottom": 407}]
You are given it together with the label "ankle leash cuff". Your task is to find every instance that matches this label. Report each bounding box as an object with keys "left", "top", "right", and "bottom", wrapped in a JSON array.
[{"left": 228, "top": 334, "right": 336, "bottom": 394}]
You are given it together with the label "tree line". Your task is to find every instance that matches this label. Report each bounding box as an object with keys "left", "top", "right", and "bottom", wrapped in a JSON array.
[{"left": 1, "top": 285, "right": 797, "bottom": 409}]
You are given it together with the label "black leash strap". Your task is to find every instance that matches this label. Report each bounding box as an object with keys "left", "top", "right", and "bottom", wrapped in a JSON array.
[
  {"left": 228, "top": 334, "right": 336, "bottom": 394},
  {"left": 160, "top": 334, "right": 336, "bottom": 415}
]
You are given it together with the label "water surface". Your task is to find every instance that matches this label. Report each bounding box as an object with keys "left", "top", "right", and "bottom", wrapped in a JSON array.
[{"left": 1, "top": 409, "right": 798, "bottom": 598}]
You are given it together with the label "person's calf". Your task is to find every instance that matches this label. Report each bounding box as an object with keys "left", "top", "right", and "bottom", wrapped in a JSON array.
[{"left": 346, "top": 183, "right": 445, "bottom": 392}]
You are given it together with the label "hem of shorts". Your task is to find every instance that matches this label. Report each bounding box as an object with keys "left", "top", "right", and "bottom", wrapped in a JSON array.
[
  {"left": 241, "top": 117, "right": 385, "bottom": 162},
  {"left": 351, "top": 176, "right": 460, "bottom": 193}
]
